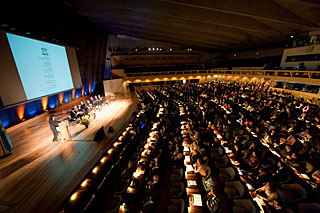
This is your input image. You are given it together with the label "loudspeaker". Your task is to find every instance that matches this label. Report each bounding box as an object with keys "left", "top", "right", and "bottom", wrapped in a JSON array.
[
  {"left": 108, "top": 126, "right": 113, "bottom": 133},
  {"left": 94, "top": 126, "right": 106, "bottom": 142}
]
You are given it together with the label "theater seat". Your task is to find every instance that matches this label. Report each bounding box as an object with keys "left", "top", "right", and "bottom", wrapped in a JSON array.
[
  {"left": 105, "top": 195, "right": 122, "bottom": 213},
  {"left": 224, "top": 181, "right": 245, "bottom": 200},
  {"left": 210, "top": 147, "right": 223, "bottom": 158},
  {"left": 232, "top": 199, "right": 257, "bottom": 213},
  {"left": 167, "top": 199, "right": 185, "bottom": 213},
  {"left": 280, "top": 183, "right": 308, "bottom": 204},
  {"left": 170, "top": 168, "right": 184, "bottom": 182},
  {"left": 219, "top": 167, "right": 236, "bottom": 183},
  {"left": 297, "top": 202, "right": 320, "bottom": 213},
  {"left": 169, "top": 182, "right": 185, "bottom": 198},
  {"left": 214, "top": 155, "right": 229, "bottom": 168}
]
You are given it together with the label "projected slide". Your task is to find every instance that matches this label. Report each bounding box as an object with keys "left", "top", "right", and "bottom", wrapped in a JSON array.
[{"left": 7, "top": 33, "right": 74, "bottom": 100}]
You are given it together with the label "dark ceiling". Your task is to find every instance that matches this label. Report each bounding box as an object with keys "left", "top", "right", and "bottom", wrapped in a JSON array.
[{"left": 66, "top": 0, "right": 320, "bottom": 53}]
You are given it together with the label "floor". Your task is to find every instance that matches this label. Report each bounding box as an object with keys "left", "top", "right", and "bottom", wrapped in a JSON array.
[{"left": 0, "top": 92, "right": 137, "bottom": 213}]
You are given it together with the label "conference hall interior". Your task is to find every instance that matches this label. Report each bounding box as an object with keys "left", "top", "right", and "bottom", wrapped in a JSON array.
[{"left": 1, "top": 0, "right": 320, "bottom": 212}]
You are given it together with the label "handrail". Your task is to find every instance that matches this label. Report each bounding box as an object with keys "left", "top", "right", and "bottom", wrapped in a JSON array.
[{"left": 125, "top": 69, "right": 320, "bottom": 80}]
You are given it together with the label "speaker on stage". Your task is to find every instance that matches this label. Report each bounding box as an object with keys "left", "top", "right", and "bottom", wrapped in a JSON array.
[
  {"left": 94, "top": 126, "right": 106, "bottom": 142},
  {"left": 108, "top": 126, "right": 114, "bottom": 133}
]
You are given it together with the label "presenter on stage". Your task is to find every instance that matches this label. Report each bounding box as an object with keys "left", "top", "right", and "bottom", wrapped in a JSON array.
[{"left": 49, "top": 115, "right": 60, "bottom": 142}]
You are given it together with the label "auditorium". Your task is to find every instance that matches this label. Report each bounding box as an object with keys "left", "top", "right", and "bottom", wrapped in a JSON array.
[{"left": 1, "top": 1, "right": 320, "bottom": 212}]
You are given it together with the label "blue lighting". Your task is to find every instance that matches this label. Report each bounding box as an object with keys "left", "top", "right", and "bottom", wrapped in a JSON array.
[
  {"left": 25, "top": 101, "right": 41, "bottom": 117},
  {"left": 91, "top": 83, "right": 95, "bottom": 93},
  {"left": 48, "top": 95, "right": 58, "bottom": 109},
  {"left": 75, "top": 88, "right": 82, "bottom": 99},
  {"left": 0, "top": 112, "right": 10, "bottom": 128}
]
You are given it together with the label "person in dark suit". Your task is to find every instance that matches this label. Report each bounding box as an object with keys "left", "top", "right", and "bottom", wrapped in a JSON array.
[
  {"left": 69, "top": 107, "right": 78, "bottom": 122},
  {"left": 49, "top": 115, "right": 60, "bottom": 142}
]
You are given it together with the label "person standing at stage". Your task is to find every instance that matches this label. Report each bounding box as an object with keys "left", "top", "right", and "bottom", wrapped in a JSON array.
[{"left": 49, "top": 115, "right": 60, "bottom": 142}]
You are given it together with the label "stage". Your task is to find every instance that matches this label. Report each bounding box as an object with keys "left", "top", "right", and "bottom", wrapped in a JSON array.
[{"left": 0, "top": 92, "right": 137, "bottom": 213}]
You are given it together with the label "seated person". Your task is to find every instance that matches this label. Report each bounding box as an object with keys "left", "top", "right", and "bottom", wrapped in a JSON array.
[
  {"left": 146, "top": 174, "right": 160, "bottom": 195},
  {"left": 274, "top": 137, "right": 287, "bottom": 150},
  {"left": 190, "top": 150, "right": 202, "bottom": 165},
  {"left": 271, "top": 161, "right": 290, "bottom": 184},
  {"left": 286, "top": 133, "right": 297, "bottom": 146},
  {"left": 69, "top": 107, "right": 78, "bottom": 121},
  {"left": 121, "top": 161, "right": 135, "bottom": 180},
  {"left": 247, "top": 151, "right": 260, "bottom": 169},
  {"left": 253, "top": 182, "right": 282, "bottom": 211},
  {"left": 194, "top": 158, "right": 209, "bottom": 177},
  {"left": 171, "top": 143, "right": 181, "bottom": 160},
  {"left": 190, "top": 140, "right": 201, "bottom": 154},
  {"left": 202, "top": 176, "right": 216, "bottom": 196},
  {"left": 142, "top": 196, "right": 156, "bottom": 213},
  {"left": 172, "top": 153, "right": 184, "bottom": 169},
  {"left": 253, "top": 168, "right": 270, "bottom": 186}
]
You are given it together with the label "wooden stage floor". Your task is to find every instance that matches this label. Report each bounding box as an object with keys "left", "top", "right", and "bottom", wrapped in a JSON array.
[{"left": 0, "top": 92, "right": 137, "bottom": 213}]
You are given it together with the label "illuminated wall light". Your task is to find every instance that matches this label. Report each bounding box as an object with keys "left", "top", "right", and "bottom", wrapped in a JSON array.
[
  {"left": 81, "top": 179, "right": 88, "bottom": 187},
  {"left": 26, "top": 103, "right": 37, "bottom": 117},
  {"left": 72, "top": 89, "right": 75, "bottom": 99},
  {"left": 100, "top": 157, "right": 107, "bottom": 163},
  {"left": 169, "top": 48, "right": 172, "bottom": 51},
  {"left": 233, "top": 53, "right": 237, "bottom": 57},
  {"left": 152, "top": 48, "right": 155, "bottom": 51},
  {"left": 70, "top": 192, "right": 78, "bottom": 201},
  {"left": 58, "top": 93, "right": 63, "bottom": 104},
  {"left": 16, "top": 105, "right": 25, "bottom": 120},
  {"left": 107, "top": 149, "right": 112, "bottom": 154},
  {"left": 92, "top": 167, "right": 98, "bottom": 174},
  {"left": 148, "top": 48, "right": 151, "bottom": 51},
  {"left": 156, "top": 48, "right": 159, "bottom": 50},
  {"left": 91, "top": 83, "right": 95, "bottom": 93}
]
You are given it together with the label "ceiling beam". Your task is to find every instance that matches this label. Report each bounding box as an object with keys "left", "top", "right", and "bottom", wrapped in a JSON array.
[
  {"left": 97, "top": 22, "right": 233, "bottom": 52},
  {"left": 79, "top": 8, "right": 264, "bottom": 41},
  {"left": 77, "top": 0, "right": 283, "bottom": 35},
  {"left": 159, "top": 0, "right": 317, "bottom": 27},
  {"left": 83, "top": 13, "right": 250, "bottom": 46}
]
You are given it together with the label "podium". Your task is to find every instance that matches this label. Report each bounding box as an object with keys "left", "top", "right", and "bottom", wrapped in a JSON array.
[{"left": 57, "top": 120, "right": 72, "bottom": 141}]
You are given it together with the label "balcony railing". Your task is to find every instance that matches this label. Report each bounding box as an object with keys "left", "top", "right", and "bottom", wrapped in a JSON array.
[{"left": 125, "top": 70, "right": 320, "bottom": 80}]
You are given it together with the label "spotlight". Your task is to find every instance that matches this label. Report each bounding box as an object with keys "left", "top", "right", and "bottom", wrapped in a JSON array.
[
  {"left": 135, "top": 48, "right": 138, "bottom": 52},
  {"left": 160, "top": 48, "right": 162, "bottom": 51},
  {"left": 290, "top": 35, "right": 294, "bottom": 38},
  {"left": 156, "top": 48, "right": 159, "bottom": 50},
  {"left": 148, "top": 48, "right": 151, "bottom": 51},
  {"left": 233, "top": 53, "right": 237, "bottom": 57},
  {"left": 256, "top": 51, "right": 259, "bottom": 55},
  {"left": 152, "top": 48, "right": 155, "bottom": 51},
  {"left": 169, "top": 48, "right": 172, "bottom": 51},
  {"left": 190, "top": 49, "right": 192, "bottom": 51}
]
